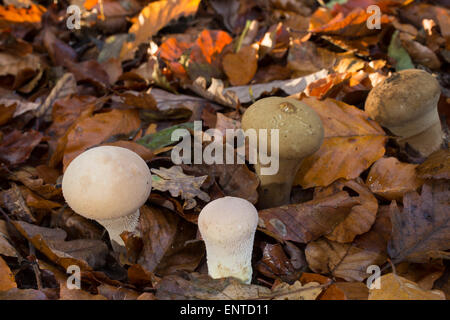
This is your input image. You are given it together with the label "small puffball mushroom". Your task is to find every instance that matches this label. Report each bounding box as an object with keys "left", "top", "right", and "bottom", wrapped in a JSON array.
[
  {"left": 198, "top": 197, "right": 258, "bottom": 284},
  {"left": 365, "top": 69, "right": 443, "bottom": 157},
  {"left": 241, "top": 97, "right": 324, "bottom": 209},
  {"left": 62, "top": 146, "right": 152, "bottom": 250}
]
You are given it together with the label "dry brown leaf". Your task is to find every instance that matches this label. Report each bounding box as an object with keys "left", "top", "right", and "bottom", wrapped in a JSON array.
[
  {"left": 151, "top": 166, "right": 210, "bottom": 210},
  {"left": 305, "top": 238, "right": 385, "bottom": 282},
  {"left": 258, "top": 191, "right": 358, "bottom": 243},
  {"left": 293, "top": 96, "right": 387, "bottom": 188},
  {"left": 388, "top": 180, "right": 450, "bottom": 263},
  {"left": 315, "top": 178, "right": 378, "bottom": 243},
  {"left": 12, "top": 220, "right": 108, "bottom": 271},
  {"left": 0, "top": 129, "right": 43, "bottom": 167},
  {"left": 137, "top": 206, "right": 204, "bottom": 276},
  {"left": 367, "top": 157, "right": 424, "bottom": 201},
  {"left": 223, "top": 45, "right": 258, "bottom": 85},
  {"left": 224, "top": 69, "right": 328, "bottom": 103},
  {"left": 62, "top": 108, "right": 141, "bottom": 170},
  {"left": 396, "top": 261, "right": 445, "bottom": 291},
  {"left": 416, "top": 149, "right": 450, "bottom": 180},
  {"left": 368, "top": 273, "right": 445, "bottom": 300},
  {"left": 34, "top": 73, "right": 77, "bottom": 120},
  {"left": 155, "top": 272, "right": 323, "bottom": 300},
  {"left": 120, "top": 0, "right": 201, "bottom": 61},
  {"left": 0, "top": 256, "right": 16, "bottom": 291}
]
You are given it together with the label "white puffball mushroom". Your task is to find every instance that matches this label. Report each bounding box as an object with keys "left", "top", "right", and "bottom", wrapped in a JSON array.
[
  {"left": 198, "top": 197, "right": 259, "bottom": 284},
  {"left": 62, "top": 146, "right": 152, "bottom": 250}
]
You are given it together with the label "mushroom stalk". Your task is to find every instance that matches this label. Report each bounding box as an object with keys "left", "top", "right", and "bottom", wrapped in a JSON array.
[
  {"left": 97, "top": 209, "right": 140, "bottom": 250},
  {"left": 255, "top": 159, "right": 302, "bottom": 209},
  {"left": 390, "top": 110, "right": 442, "bottom": 156},
  {"left": 204, "top": 234, "right": 254, "bottom": 284}
]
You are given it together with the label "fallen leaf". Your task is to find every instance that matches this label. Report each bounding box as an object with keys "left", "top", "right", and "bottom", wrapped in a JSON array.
[
  {"left": 396, "top": 261, "right": 445, "bottom": 290},
  {"left": 293, "top": 96, "right": 387, "bottom": 188},
  {"left": 305, "top": 238, "right": 386, "bottom": 282},
  {"left": 137, "top": 206, "right": 204, "bottom": 275},
  {"left": 120, "top": 0, "right": 201, "bottom": 61},
  {"left": 0, "top": 129, "right": 43, "bottom": 167},
  {"left": 151, "top": 166, "right": 210, "bottom": 209},
  {"left": 388, "top": 30, "right": 415, "bottom": 71},
  {"left": 34, "top": 73, "right": 78, "bottom": 121},
  {"left": 188, "top": 77, "right": 239, "bottom": 108},
  {"left": 62, "top": 108, "right": 141, "bottom": 170},
  {"left": 258, "top": 191, "right": 358, "bottom": 243},
  {"left": 388, "top": 180, "right": 450, "bottom": 263},
  {"left": 368, "top": 273, "right": 445, "bottom": 300},
  {"left": 0, "top": 256, "right": 16, "bottom": 291},
  {"left": 416, "top": 149, "right": 450, "bottom": 180},
  {"left": 155, "top": 272, "right": 323, "bottom": 300},
  {"left": 224, "top": 69, "right": 328, "bottom": 103},
  {"left": 271, "top": 280, "right": 323, "bottom": 300},
  {"left": 311, "top": 8, "right": 390, "bottom": 37},
  {"left": 223, "top": 45, "right": 258, "bottom": 85},
  {"left": 137, "top": 122, "right": 194, "bottom": 151},
  {"left": 0, "top": 288, "right": 47, "bottom": 300},
  {"left": 255, "top": 243, "right": 299, "bottom": 283},
  {"left": 12, "top": 220, "right": 108, "bottom": 271},
  {"left": 366, "top": 157, "right": 424, "bottom": 201},
  {"left": 315, "top": 178, "right": 378, "bottom": 243},
  {"left": 182, "top": 161, "right": 259, "bottom": 205},
  {"left": 0, "top": 183, "right": 35, "bottom": 223}
]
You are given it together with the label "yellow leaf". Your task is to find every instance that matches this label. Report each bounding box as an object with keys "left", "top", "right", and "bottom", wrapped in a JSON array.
[
  {"left": 120, "top": 0, "right": 201, "bottom": 61},
  {"left": 369, "top": 273, "right": 445, "bottom": 300}
]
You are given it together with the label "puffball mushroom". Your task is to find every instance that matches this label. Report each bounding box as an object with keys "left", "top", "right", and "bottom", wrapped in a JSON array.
[
  {"left": 198, "top": 197, "right": 258, "bottom": 284},
  {"left": 365, "top": 69, "right": 443, "bottom": 157},
  {"left": 241, "top": 97, "right": 324, "bottom": 209},
  {"left": 62, "top": 146, "right": 152, "bottom": 250}
]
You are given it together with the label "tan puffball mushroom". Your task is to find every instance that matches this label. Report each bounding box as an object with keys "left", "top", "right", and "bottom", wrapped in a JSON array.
[
  {"left": 62, "top": 146, "right": 152, "bottom": 250},
  {"left": 198, "top": 197, "right": 258, "bottom": 284},
  {"left": 365, "top": 69, "right": 443, "bottom": 156},
  {"left": 241, "top": 97, "right": 324, "bottom": 209}
]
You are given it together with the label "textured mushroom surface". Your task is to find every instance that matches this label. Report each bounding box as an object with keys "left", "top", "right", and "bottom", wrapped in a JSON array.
[
  {"left": 198, "top": 196, "right": 258, "bottom": 284},
  {"left": 62, "top": 146, "right": 152, "bottom": 220}
]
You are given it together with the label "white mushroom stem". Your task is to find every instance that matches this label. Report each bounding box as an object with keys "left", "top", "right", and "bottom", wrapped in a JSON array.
[
  {"left": 255, "top": 159, "right": 301, "bottom": 209},
  {"left": 204, "top": 235, "right": 254, "bottom": 284},
  {"left": 97, "top": 209, "right": 140, "bottom": 250}
]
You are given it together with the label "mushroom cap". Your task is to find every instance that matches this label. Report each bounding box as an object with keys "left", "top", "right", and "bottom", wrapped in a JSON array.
[
  {"left": 241, "top": 97, "right": 324, "bottom": 160},
  {"left": 365, "top": 69, "right": 441, "bottom": 129},
  {"left": 198, "top": 197, "right": 258, "bottom": 243},
  {"left": 62, "top": 146, "right": 152, "bottom": 221}
]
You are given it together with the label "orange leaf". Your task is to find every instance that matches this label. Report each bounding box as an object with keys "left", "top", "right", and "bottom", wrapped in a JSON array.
[
  {"left": 293, "top": 97, "right": 387, "bottom": 188},
  {"left": 367, "top": 157, "right": 424, "bottom": 201},
  {"left": 120, "top": 0, "right": 201, "bottom": 61},
  {"left": 0, "top": 4, "right": 45, "bottom": 24},
  {"left": 223, "top": 45, "right": 258, "bottom": 86},
  {"left": 311, "top": 8, "right": 391, "bottom": 38}
]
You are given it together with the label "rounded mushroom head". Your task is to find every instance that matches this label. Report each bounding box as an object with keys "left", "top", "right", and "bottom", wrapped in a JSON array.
[
  {"left": 241, "top": 97, "right": 324, "bottom": 160},
  {"left": 198, "top": 196, "right": 258, "bottom": 243},
  {"left": 62, "top": 146, "right": 152, "bottom": 221},
  {"left": 365, "top": 69, "right": 441, "bottom": 136}
]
